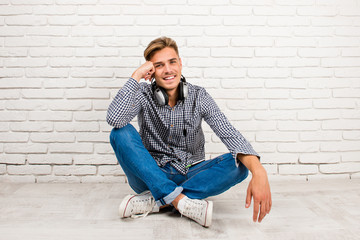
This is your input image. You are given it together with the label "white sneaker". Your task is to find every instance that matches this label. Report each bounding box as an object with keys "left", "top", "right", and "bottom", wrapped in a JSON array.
[
  {"left": 177, "top": 197, "right": 213, "bottom": 227},
  {"left": 119, "top": 191, "right": 159, "bottom": 218}
]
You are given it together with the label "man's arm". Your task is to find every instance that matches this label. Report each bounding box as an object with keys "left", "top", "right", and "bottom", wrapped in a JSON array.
[{"left": 237, "top": 153, "right": 272, "bottom": 223}]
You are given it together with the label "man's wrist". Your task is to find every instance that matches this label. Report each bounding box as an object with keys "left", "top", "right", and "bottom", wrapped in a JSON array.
[{"left": 237, "top": 154, "right": 263, "bottom": 175}]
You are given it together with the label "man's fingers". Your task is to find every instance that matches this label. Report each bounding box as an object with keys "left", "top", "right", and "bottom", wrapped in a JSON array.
[
  {"left": 258, "top": 202, "right": 267, "bottom": 222},
  {"left": 245, "top": 187, "right": 252, "bottom": 208},
  {"left": 253, "top": 201, "right": 260, "bottom": 222}
]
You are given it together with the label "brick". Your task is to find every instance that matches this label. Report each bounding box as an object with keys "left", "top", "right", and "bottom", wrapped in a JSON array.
[
  {"left": 342, "top": 110, "right": 360, "bottom": 119},
  {"left": 0, "top": 6, "right": 32, "bottom": 15},
  {"left": 4, "top": 58, "right": 47, "bottom": 67},
  {"left": 268, "top": 16, "right": 310, "bottom": 26},
  {"left": 299, "top": 153, "right": 340, "bottom": 164},
  {"left": 11, "top": 0, "right": 52, "bottom": 4},
  {"left": 0, "top": 27, "right": 26, "bottom": 36},
  {"left": 43, "top": 78, "right": 86, "bottom": 88},
  {"left": 341, "top": 152, "right": 360, "bottom": 162},
  {"left": 21, "top": 89, "right": 64, "bottom": 99},
  {"left": 27, "top": 154, "right": 73, "bottom": 165},
  {"left": 275, "top": 38, "right": 316, "bottom": 47},
  {"left": 71, "top": 68, "right": 113, "bottom": 78},
  {"left": 76, "top": 48, "right": 118, "bottom": 57},
  {"left": 0, "top": 68, "right": 24, "bottom": 77},
  {"left": 248, "top": 89, "right": 289, "bottom": 99},
  {"left": 49, "top": 100, "right": 92, "bottom": 111},
  {"left": 33, "top": 5, "right": 76, "bottom": 15},
  {"left": 50, "top": 58, "right": 93, "bottom": 67},
  {"left": 80, "top": 175, "right": 126, "bottom": 183},
  {"left": 311, "top": 17, "right": 353, "bottom": 27},
  {"left": 298, "top": 48, "right": 339, "bottom": 58},
  {"left": 333, "top": 89, "right": 360, "bottom": 98},
  {"left": 115, "top": 26, "right": 160, "bottom": 37},
  {"left": 26, "top": 27, "right": 69, "bottom": 36},
  {"left": 26, "top": 68, "right": 69, "bottom": 78},
  {"left": 320, "top": 142, "right": 360, "bottom": 152},
  {"left": 211, "top": 48, "right": 253, "bottom": 57},
  {"left": 55, "top": 0, "right": 97, "bottom": 4},
  {"left": 294, "top": 27, "right": 333, "bottom": 37},
  {"left": 49, "top": 143, "right": 93, "bottom": 153},
  {"left": 260, "top": 153, "right": 298, "bottom": 164},
  {"left": 29, "top": 47, "right": 74, "bottom": 57},
  {"left": 255, "top": 111, "right": 296, "bottom": 120},
  {"left": 95, "top": 143, "right": 113, "bottom": 154},
  {"left": 256, "top": 131, "right": 297, "bottom": 142},
  {"left": 50, "top": 37, "right": 93, "bottom": 47},
  {"left": 336, "top": 27, "right": 360, "bottom": 36},
  {"left": 0, "top": 164, "right": 5, "bottom": 174},
  {"left": 262, "top": 164, "right": 277, "bottom": 174},
  {"left": 278, "top": 142, "right": 319, "bottom": 153},
  {"left": 0, "top": 112, "right": 26, "bottom": 121},
  {"left": 225, "top": 110, "right": 253, "bottom": 121},
  {"left": 187, "top": 37, "right": 229, "bottom": 47},
  {"left": 290, "top": 89, "right": 331, "bottom": 99},
  {"left": 5, "top": 16, "right": 47, "bottom": 26},
  {"left": 74, "top": 154, "right": 116, "bottom": 165},
  {"left": 94, "top": 58, "right": 139, "bottom": 68},
  {"left": 6, "top": 100, "right": 48, "bottom": 111},
  {"left": 224, "top": 17, "right": 267, "bottom": 26},
  {"left": 93, "top": 100, "right": 110, "bottom": 110},
  {"left": 0, "top": 133, "right": 28, "bottom": 142},
  {"left": 0, "top": 175, "right": 36, "bottom": 183},
  {"left": 255, "top": 48, "right": 296, "bottom": 57},
  {"left": 187, "top": 58, "right": 231, "bottom": 67},
  {"left": 226, "top": 99, "right": 268, "bottom": 110},
  {"left": 0, "top": 48, "right": 27, "bottom": 57},
  {"left": 37, "top": 175, "right": 80, "bottom": 183},
  {"left": 251, "top": 27, "right": 292, "bottom": 37},
  {"left": 0, "top": 123, "right": 9, "bottom": 132},
  {"left": 30, "top": 133, "right": 75, "bottom": 143},
  {"left": 319, "top": 37, "right": 360, "bottom": 47},
  {"left": 10, "top": 122, "right": 53, "bottom": 132},
  {"left": 98, "top": 165, "right": 124, "bottom": 175},
  {"left": 4, "top": 143, "right": 47, "bottom": 153},
  {"left": 74, "top": 111, "right": 107, "bottom": 121},
  {"left": 232, "top": 37, "right": 273, "bottom": 47},
  {"left": 180, "top": 16, "right": 221, "bottom": 26},
  {"left": 265, "top": 79, "right": 307, "bottom": 89},
  {"left": 251, "top": 142, "right": 277, "bottom": 153},
  {"left": 322, "top": 120, "right": 360, "bottom": 130},
  {"left": 53, "top": 165, "right": 96, "bottom": 176},
  {"left": 335, "top": 68, "right": 360, "bottom": 77},
  {"left": 278, "top": 121, "right": 320, "bottom": 131},
  {"left": 221, "top": 79, "right": 264, "bottom": 89},
  {"left": 211, "top": 6, "right": 251, "bottom": 15},
  {"left": 55, "top": 122, "right": 100, "bottom": 132},
  {"left": 0, "top": 90, "right": 20, "bottom": 99},
  {"left": 293, "top": 68, "right": 333, "bottom": 78},
  {"left": 92, "top": 16, "right": 134, "bottom": 26},
  {"left": 343, "top": 131, "right": 360, "bottom": 140},
  {"left": 279, "top": 164, "right": 318, "bottom": 175},
  {"left": 342, "top": 48, "right": 360, "bottom": 57},
  {"left": 254, "top": 6, "right": 296, "bottom": 15},
  {"left": 297, "top": 7, "right": 337, "bottom": 16},
  {"left": 48, "top": 16, "right": 90, "bottom": 26},
  {"left": 75, "top": 133, "right": 109, "bottom": 143},
  {"left": 29, "top": 111, "right": 72, "bottom": 121},
  {"left": 0, "top": 154, "right": 26, "bottom": 164},
  {"left": 71, "top": 26, "right": 114, "bottom": 37},
  {"left": 300, "top": 131, "right": 342, "bottom": 142},
  {"left": 204, "top": 68, "right": 246, "bottom": 78},
  {"left": 270, "top": 100, "right": 312, "bottom": 110},
  {"left": 65, "top": 89, "right": 109, "bottom": 99},
  {"left": 320, "top": 163, "right": 360, "bottom": 174},
  {"left": 78, "top": 5, "right": 121, "bottom": 15},
  {"left": 314, "top": 99, "right": 355, "bottom": 109},
  {"left": 7, "top": 165, "right": 51, "bottom": 175}
]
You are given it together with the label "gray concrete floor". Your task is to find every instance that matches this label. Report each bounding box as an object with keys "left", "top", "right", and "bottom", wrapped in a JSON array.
[{"left": 0, "top": 179, "right": 359, "bottom": 240}]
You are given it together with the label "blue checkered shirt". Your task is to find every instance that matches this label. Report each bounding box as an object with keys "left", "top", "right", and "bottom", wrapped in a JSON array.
[{"left": 107, "top": 78, "right": 259, "bottom": 175}]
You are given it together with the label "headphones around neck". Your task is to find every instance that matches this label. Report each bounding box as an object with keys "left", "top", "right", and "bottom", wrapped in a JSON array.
[{"left": 151, "top": 75, "right": 188, "bottom": 106}]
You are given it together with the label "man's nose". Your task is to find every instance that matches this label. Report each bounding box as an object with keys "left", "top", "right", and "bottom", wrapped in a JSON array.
[{"left": 164, "top": 63, "right": 171, "bottom": 73}]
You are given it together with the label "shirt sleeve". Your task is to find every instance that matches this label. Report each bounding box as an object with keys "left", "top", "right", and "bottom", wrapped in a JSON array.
[
  {"left": 106, "top": 78, "right": 142, "bottom": 128},
  {"left": 200, "top": 88, "right": 260, "bottom": 165}
]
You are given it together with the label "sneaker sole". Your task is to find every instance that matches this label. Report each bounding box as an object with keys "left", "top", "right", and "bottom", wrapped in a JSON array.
[{"left": 204, "top": 200, "right": 213, "bottom": 228}]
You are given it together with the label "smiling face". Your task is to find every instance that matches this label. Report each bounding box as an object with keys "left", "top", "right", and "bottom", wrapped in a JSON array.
[{"left": 150, "top": 47, "right": 182, "bottom": 94}]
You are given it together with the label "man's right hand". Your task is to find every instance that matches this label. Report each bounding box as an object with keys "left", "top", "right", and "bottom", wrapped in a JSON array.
[{"left": 131, "top": 61, "right": 155, "bottom": 82}]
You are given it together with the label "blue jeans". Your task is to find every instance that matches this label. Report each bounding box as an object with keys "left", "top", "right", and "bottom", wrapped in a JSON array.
[{"left": 110, "top": 124, "right": 249, "bottom": 207}]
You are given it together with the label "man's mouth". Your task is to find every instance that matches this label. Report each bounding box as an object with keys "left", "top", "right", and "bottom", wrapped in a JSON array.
[{"left": 163, "top": 75, "right": 176, "bottom": 81}]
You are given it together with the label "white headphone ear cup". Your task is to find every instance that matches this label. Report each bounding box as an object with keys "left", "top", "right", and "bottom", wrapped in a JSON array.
[
  {"left": 182, "top": 82, "right": 188, "bottom": 99},
  {"left": 154, "top": 87, "right": 168, "bottom": 106}
]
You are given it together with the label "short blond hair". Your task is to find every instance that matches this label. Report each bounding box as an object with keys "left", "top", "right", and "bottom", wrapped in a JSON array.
[{"left": 144, "top": 37, "right": 179, "bottom": 61}]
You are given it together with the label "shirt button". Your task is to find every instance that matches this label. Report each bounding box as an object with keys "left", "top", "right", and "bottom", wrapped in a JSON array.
[{"left": 171, "top": 124, "right": 174, "bottom": 127}]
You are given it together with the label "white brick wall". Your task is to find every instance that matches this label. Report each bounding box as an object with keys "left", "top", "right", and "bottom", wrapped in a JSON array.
[{"left": 1, "top": 1, "right": 360, "bottom": 183}]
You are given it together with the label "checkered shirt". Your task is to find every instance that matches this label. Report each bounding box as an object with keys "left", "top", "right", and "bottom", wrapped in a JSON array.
[{"left": 107, "top": 78, "right": 259, "bottom": 175}]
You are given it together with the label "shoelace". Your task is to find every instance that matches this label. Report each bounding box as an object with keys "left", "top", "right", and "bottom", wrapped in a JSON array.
[{"left": 130, "top": 197, "right": 155, "bottom": 219}]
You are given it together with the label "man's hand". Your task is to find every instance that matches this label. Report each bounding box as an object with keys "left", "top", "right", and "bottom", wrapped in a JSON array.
[
  {"left": 131, "top": 61, "right": 155, "bottom": 82},
  {"left": 245, "top": 168, "right": 272, "bottom": 223},
  {"left": 237, "top": 154, "right": 272, "bottom": 223}
]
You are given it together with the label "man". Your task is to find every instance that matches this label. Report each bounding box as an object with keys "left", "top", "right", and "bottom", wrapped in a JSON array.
[{"left": 107, "top": 37, "right": 271, "bottom": 227}]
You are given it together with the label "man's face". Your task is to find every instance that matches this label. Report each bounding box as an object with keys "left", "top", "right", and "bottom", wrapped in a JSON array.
[{"left": 150, "top": 47, "right": 182, "bottom": 93}]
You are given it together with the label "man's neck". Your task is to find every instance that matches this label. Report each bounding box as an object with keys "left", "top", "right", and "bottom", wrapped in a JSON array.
[{"left": 167, "top": 89, "right": 178, "bottom": 108}]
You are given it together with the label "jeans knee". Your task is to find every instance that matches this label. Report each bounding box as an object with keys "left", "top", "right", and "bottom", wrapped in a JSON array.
[{"left": 110, "top": 124, "right": 137, "bottom": 146}]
